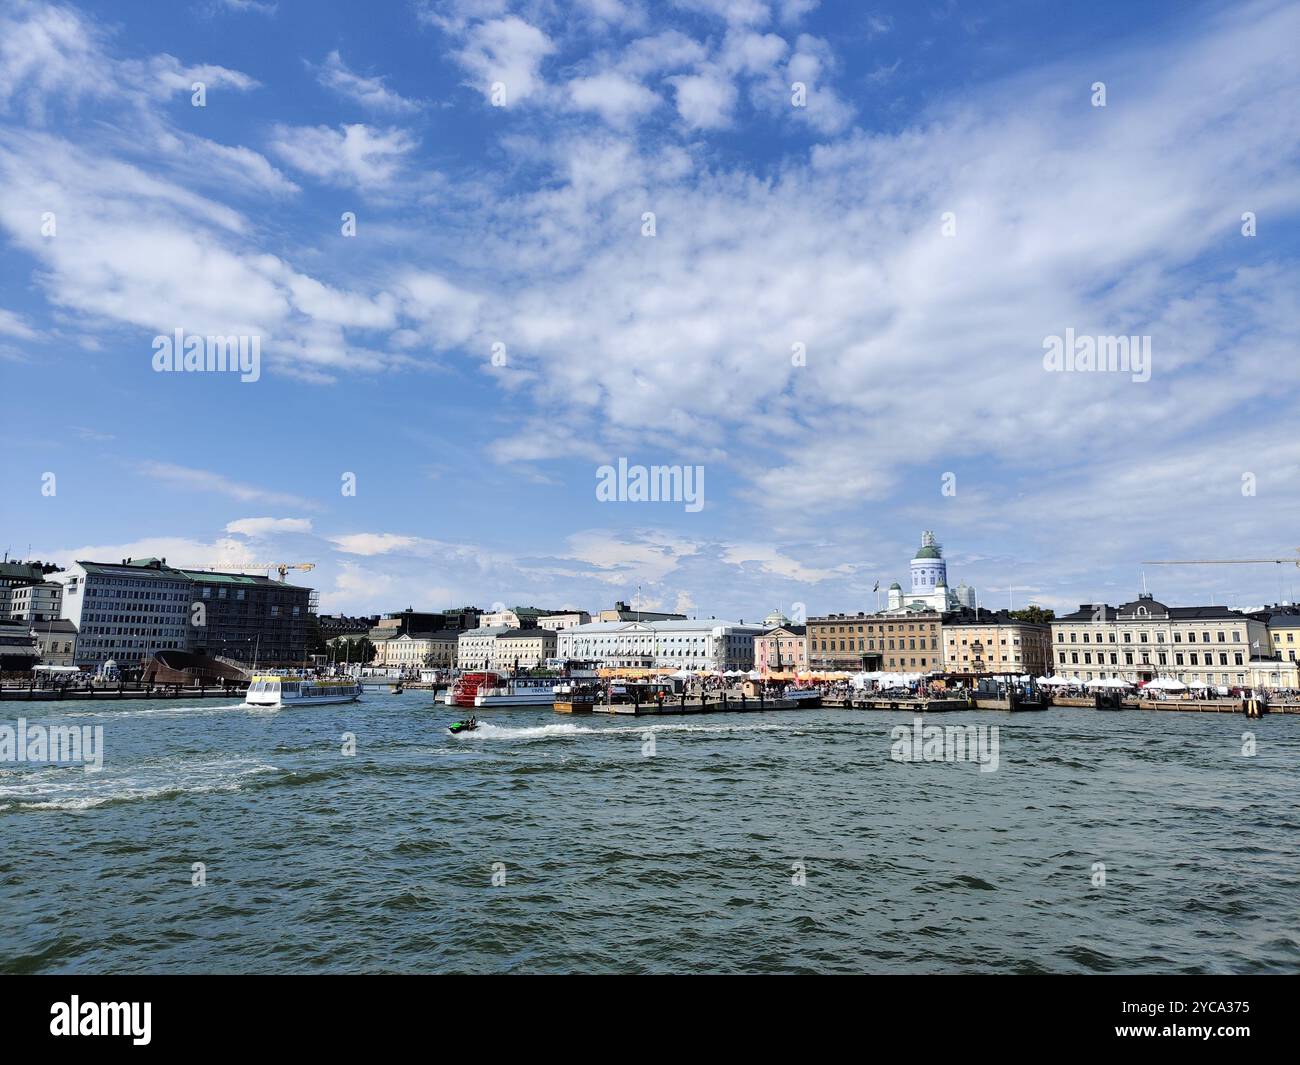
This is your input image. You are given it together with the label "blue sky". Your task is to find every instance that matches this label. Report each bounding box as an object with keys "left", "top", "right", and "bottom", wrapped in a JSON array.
[{"left": 2, "top": 0, "right": 1299, "bottom": 620}]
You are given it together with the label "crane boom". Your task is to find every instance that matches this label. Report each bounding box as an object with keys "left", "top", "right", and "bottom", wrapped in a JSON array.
[{"left": 1142, "top": 551, "right": 1300, "bottom": 567}]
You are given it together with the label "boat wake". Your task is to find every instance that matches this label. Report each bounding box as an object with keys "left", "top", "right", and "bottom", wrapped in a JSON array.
[
  {"left": 62, "top": 701, "right": 252, "bottom": 720},
  {"left": 451, "top": 720, "right": 800, "bottom": 741}
]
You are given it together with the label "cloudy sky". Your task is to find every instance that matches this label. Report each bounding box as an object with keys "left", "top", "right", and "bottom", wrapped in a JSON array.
[{"left": 2, "top": 0, "right": 1299, "bottom": 620}]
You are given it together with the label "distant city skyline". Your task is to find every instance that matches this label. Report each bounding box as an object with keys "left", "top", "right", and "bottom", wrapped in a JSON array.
[{"left": 2, "top": 0, "right": 1298, "bottom": 620}]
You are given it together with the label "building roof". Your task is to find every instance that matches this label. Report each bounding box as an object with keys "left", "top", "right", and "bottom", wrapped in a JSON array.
[
  {"left": 180, "top": 569, "right": 305, "bottom": 587},
  {"left": 913, "top": 546, "right": 941, "bottom": 559},
  {"left": 761, "top": 625, "right": 807, "bottom": 636},
  {"left": 1057, "top": 600, "right": 1250, "bottom": 623},
  {"left": 32, "top": 619, "right": 78, "bottom": 634},
  {"left": 1269, "top": 615, "right": 1300, "bottom": 628},
  {"left": 496, "top": 628, "right": 558, "bottom": 641},
  {"left": 458, "top": 625, "right": 516, "bottom": 638},
  {"left": 76, "top": 558, "right": 189, "bottom": 578}
]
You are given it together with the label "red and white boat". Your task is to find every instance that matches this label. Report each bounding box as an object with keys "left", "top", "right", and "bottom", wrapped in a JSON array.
[{"left": 444, "top": 671, "right": 558, "bottom": 708}]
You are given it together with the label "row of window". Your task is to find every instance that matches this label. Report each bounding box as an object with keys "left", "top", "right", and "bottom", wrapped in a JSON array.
[
  {"left": 1060, "top": 650, "right": 1244, "bottom": 667},
  {"left": 1060, "top": 629, "right": 1241, "bottom": 644}
]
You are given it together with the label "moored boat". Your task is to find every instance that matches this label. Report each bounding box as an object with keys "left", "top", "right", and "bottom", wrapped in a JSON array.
[{"left": 449, "top": 670, "right": 557, "bottom": 708}]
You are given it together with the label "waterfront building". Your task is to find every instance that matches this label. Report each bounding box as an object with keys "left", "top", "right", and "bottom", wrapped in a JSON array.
[
  {"left": 537, "top": 611, "right": 591, "bottom": 632},
  {"left": 884, "top": 531, "right": 977, "bottom": 614},
  {"left": 319, "top": 614, "right": 379, "bottom": 642},
  {"left": 1267, "top": 614, "right": 1300, "bottom": 663},
  {"left": 557, "top": 620, "right": 763, "bottom": 671},
  {"left": 943, "top": 612, "right": 1051, "bottom": 676},
  {"left": 556, "top": 621, "right": 655, "bottom": 667},
  {"left": 371, "top": 609, "right": 447, "bottom": 638},
  {"left": 492, "top": 628, "right": 558, "bottom": 670},
  {"left": 806, "top": 610, "right": 943, "bottom": 672},
  {"left": 375, "top": 629, "right": 460, "bottom": 671},
  {"left": 50, "top": 558, "right": 192, "bottom": 669},
  {"left": 0, "top": 618, "right": 39, "bottom": 671},
  {"left": 595, "top": 600, "right": 687, "bottom": 623},
  {"left": 32, "top": 618, "right": 78, "bottom": 667},
  {"left": 479, "top": 606, "right": 567, "bottom": 629},
  {"left": 1050, "top": 592, "right": 1270, "bottom": 688},
  {"left": 7, "top": 580, "right": 63, "bottom": 622},
  {"left": 457, "top": 625, "right": 515, "bottom": 671},
  {"left": 1248, "top": 657, "right": 1300, "bottom": 690},
  {"left": 0, "top": 560, "right": 55, "bottom": 621},
  {"left": 754, "top": 625, "right": 807, "bottom": 674},
  {"left": 181, "top": 569, "right": 314, "bottom": 667}
]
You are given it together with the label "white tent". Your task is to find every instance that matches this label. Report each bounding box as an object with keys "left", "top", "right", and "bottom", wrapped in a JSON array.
[
  {"left": 1086, "top": 677, "right": 1133, "bottom": 689},
  {"left": 1144, "top": 677, "right": 1187, "bottom": 692},
  {"left": 1039, "top": 676, "right": 1073, "bottom": 687}
]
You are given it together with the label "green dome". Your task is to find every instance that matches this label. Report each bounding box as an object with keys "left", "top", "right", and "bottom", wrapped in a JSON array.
[
  {"left": 889, "top": 581, "right": 901, "bottom": 589},
  {"left": 914, "top": 546, "right": 941, "bottom": 559}
]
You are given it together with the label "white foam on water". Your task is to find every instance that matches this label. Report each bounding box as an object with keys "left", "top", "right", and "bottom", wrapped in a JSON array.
[
  {"left": 0, "top": 756, "right": 280, "bottom": 811},
  {"left": 453, "top": 719, "right": 799, "bottom": 741},
  {"left": 61, "top": 701, "right": 250, "bottom": 720}
]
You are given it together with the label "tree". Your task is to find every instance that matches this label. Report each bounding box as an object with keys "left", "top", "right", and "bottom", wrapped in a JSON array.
[
  {"left": 1009, "top": 606, "right": 1056, "bottom": 625},
  {"left": 335, "top": 636, "right": 377, "bottom": 664}
]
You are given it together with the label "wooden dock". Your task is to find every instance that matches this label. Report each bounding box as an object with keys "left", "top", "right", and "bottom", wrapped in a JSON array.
[
  {"left": 0, "top": 686, "right": 246, "bottom": 703},
  {"left": 821, "top": 696, "right": 971, "bottom": 712}
]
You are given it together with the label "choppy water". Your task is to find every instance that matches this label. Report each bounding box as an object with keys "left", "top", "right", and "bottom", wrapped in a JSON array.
[{"left": 1, "top": 693, "right": 1297, "bottom": 973}]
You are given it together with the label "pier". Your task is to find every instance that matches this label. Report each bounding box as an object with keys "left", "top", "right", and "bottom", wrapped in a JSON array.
[{"left": 0, "top": 686, "right": 246, "bottom": 702}]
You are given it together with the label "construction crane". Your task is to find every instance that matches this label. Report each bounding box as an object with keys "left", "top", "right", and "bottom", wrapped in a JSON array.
[
  {"left": 1142, "top": 551, "right": 1300, "bottom": 568},
  {"left": 205, "top": 562, "right": 317, "bottom": 581}
]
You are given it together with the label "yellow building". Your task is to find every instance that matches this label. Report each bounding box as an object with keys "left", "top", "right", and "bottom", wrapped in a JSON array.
[
  {"left": 806, "top": 611, "right": 943, "bottom": 672},
  {"left": 1268, "top": 615, "right": 1300, "bottom": 663},
  {"left": 943, "top": 613, "right": 1051, "bottom": 676}
]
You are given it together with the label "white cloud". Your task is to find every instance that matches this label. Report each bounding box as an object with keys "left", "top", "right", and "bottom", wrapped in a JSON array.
[
  {"left": 140, "top": 464, "right": 319, "bottom": 510},
  {"left": 226, "top": 517, "right": 314, "bottom": 538},
  {"left": 669, "top": 70, "right": 738, "bottom": 128},
  {"left": 568, "top": 71, "right": 660, "bottom": 126},
  {"left": 454, "top": 15, "right": 555, "bottom": 104},
  {"left": 328, "top": 533, "right": 426, "bottom": 556},
  {"left": 269, "top": 123, "right": 417, "bottom": 188},
  {"left": 315, "top": 51, "right": 420, "bottom": 113}
]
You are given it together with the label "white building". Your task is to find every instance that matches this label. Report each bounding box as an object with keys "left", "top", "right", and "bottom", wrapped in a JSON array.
[
  {"left": 33, "top": 619, "right": 78, "bottom": 667},
  {"left": 557, "top": 620, "right": 765, "bottom": 671},
  {"left": 8, "top": 581, "right": 64, "bottom": 622},
  {"left": 457, "top": 625, "right": 515, "bottom": 671},
  {"left": 374, "top": 630, "right": 459, "bottom": 672},
  {"left": 50, "top": 558, "right": 192, "bottom": 669},
  {"left": 1050, "top": 593, "right": 1270, "bottom": 689},
  {"left": 492, "top": 629, "right": 558, "bottom": 670},
  {"left": 537, "top": 611, "right": 591, "bottom": 632},
  {"left": 885, "top": 531, "right": 976, "bottom": 614}
]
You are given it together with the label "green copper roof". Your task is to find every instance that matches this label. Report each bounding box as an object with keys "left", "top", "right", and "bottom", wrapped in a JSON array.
[{"left": 914, "top": 546, "right": 941, "bottom": 559}]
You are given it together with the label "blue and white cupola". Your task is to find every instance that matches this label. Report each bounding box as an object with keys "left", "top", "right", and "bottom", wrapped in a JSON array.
[{"left": 909, "top": 531, "right": 947, "bottom": 595}]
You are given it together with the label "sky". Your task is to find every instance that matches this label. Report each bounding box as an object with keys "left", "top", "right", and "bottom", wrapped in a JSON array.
[{"left": 1, "top": 0, "right": 1299, "bottom": 622}]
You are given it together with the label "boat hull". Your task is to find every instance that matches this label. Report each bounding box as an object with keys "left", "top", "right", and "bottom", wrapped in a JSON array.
[
  {"left": 245, "top": 692, "right": 361, "bottom": 708},
  {"left": 473, "top": 691, "right": 555, "bottom": 707}
]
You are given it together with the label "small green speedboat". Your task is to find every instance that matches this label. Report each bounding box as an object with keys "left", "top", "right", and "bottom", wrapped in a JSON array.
[{"left": 448, "top": 719, "right": 478, "bottom": 734}]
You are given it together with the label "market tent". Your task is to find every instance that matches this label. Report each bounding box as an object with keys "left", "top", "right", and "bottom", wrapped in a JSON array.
[
  {"left": 1143, "top": 677, "right": 1187, "bottom": 692},
  {"left": 1039, "top": 676, "right": 1073, "bottom": 687}
]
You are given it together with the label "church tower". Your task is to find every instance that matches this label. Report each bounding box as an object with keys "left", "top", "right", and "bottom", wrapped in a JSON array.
[{"left": 909, "top": 531, "right": 947, "bottom": 597}]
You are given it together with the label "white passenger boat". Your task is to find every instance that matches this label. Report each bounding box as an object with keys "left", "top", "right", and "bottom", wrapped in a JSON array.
[
  {"left": 244, "top": 674, "right": 362, "bottom": 708},
  {"left": 448, "top": 670, "right": 558, "bottom": 708}
]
